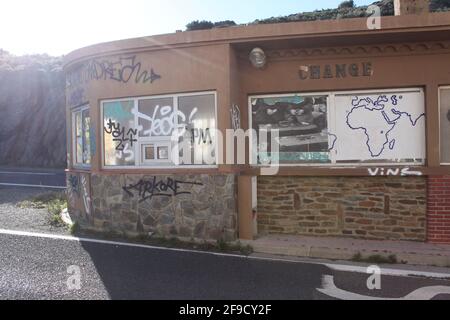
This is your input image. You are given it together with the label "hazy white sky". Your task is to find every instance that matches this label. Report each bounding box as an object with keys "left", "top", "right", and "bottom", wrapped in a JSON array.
[{"left": 0, "top": 0, "right": 371, "bottom": 56}]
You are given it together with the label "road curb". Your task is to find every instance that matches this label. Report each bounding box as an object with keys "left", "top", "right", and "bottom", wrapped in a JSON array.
[{"left": 244, "top": 241, "right": 450, "bottom": 268}]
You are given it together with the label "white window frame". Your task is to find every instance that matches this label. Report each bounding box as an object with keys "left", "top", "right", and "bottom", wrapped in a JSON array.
[
  {"left": 101, "top": 91, "right": 218, "bottom": 169},
  {"left": 139, "top": 139, "right": 172, "bottom": 165},
  {"left": 248, "top": 87, "right": 426, "bottom": 167},
  {"left": 439, "top": 86, "right": 450, "bottom": 165},
  {"left": 71, "top": 104, "right": 91, "bottom": 168}
]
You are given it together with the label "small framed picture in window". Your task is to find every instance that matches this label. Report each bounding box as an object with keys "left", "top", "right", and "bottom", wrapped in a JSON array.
[
  {"left": 157, "top": 146, "right": 169, "bottom": 160},
  {"left": 143, "top": 144, "right": 155, "bottom": 161},
  {"left": 140, "top": 142, "right": 170, "bottom": 164}
]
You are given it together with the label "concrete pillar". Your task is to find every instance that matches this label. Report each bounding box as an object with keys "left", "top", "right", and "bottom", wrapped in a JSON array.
[{"left": 238, "top": 175, "right": 255, "bottom": 240}]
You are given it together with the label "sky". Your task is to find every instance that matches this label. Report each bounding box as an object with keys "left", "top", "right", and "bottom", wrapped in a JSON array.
[{"left": 0, "top": 0, "right": 372, "bottom": 56}]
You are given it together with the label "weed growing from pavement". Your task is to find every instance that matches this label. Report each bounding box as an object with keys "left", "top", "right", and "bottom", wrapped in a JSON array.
[
  {"left": 69, "top": 221, "right": 80, "bottom": 235},
  {"left": 48, "top": 199, "right": 66, "bottom": 227},
  {"left": 352, "top": 252, "right": 398, "bottom": 264},
  {"left": 18, "top": 191, "right": 68, "bottom": 227},
  {"left": 17, "top": 200, "right": 46, "bottom": 209}
]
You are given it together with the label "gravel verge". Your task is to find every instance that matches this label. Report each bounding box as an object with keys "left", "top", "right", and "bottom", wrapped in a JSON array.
[{"left": 0, "top": 186, "right": 69, "bottom": 235}]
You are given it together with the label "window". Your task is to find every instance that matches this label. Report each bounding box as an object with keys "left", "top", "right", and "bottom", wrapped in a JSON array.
[
  {"left": 140, "top": 141, "right": 171, "bottom": 164},
  {"left": 251, "top": 94, "right": 331, "bottom": 164},
  {"left": 440, "top": 87, "right": 450, "bottom": 164},
  {"left": 103, "top": 100, "right": 136, "bottom": 166},
  {"left": 102, "top": 92, "right": 216, "bottom": 168},
  {"left": 72, "top": 105, "right": 91, "bottom": 166},
  {"left": 250, "top": 88, "right": 426, "bottom": 166}
]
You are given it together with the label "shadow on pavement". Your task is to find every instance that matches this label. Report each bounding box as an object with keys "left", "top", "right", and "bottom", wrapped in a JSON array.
[{"left": 78, "top": 239, "right": 329, "bottom": 300}]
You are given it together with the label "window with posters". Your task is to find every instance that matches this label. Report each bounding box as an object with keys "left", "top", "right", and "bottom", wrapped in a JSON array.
[
  {"left": 102, "top": 92, "right": 217, "bottom": 168},
  {"left": 250, "top": 94, "right": 331, "bottom": 164},
  {"left": 249, "top": 88, "right": 426, "bottom": 166}
]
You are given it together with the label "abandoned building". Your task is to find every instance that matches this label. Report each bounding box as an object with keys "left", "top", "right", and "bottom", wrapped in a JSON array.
[{"left": 64, "top": 0, "right": 450, "bottom": 245}]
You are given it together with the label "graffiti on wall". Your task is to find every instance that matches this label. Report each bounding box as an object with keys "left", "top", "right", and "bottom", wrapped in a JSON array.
[
  {"left": 123, "top": 177, "right": 204, "bottom": 202},
  {"left": 190, "top": 128, "right": 213, "bottom": 145},
  {"left": 230, "top": 104, "right": 241, "bottom": 130},
  {"left": 104, "top": 119, "right": 138, "bottom": 151},
  {"left": 68, "top": 88, "right": 85, "bottom": 107},
  {"left": 68, "top": 174, "right": 80, "bottom": 206},
  {"left": 81, "top": 175, "right": 91, "bottom": 216},
  {"left": 102, "top": 95, "right": 216, "bottom": 165},
  {"left": 367, "top": 167, "right": 423, "bottom": 176},
  {"left": 67, "top": 173, "right": 92, "bottom": 218},
  {"left": 67, "top": 55, "right": 161, "bottom": 88},
  {"left": 104, "top": 118, "right": 137, "bottom": 162},
  {"left": 131, "top": 105, "right": 198, "bottom": 137}
]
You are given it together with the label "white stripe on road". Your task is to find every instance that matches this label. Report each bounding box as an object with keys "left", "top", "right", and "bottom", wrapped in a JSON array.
[
  {"left": 0, "top": 183, "right": 66, "bottom": 189},
  {"left": 0, "top": 171, "right": 58, "bottom": 176},
  {"left": 0, "top": 228, "right": 449, "bottom": 279},
  {"left": 323, "top": 263, "right": 450, "bottom": 280},
  {"left": 318, "top": 275, "right": 450, "bottom": 300}
]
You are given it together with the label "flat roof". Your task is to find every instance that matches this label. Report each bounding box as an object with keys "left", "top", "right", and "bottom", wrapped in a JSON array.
[{"left": 64, "top": 11, "right": 450, "bottom": 69}]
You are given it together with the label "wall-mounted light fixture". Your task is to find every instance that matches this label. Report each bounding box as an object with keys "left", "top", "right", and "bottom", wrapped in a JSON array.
[{"left": 249, "top": 47, "right": 267, "bottom": 69}]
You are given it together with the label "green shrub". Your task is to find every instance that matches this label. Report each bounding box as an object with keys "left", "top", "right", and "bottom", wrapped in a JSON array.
[
  {"left": 186, "top": 20, "right": 214, "bottom": 31},
  {"left": 338, "top": 0, "right": 355, "bottom": 9},
  {"left": 213, "top": 20, "right": 236, "bottom": 28},
  {"left": 430, "top": 0, "right": 450, "bottom": 11}
]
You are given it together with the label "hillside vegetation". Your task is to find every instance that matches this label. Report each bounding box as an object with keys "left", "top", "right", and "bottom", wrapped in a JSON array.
[{"left": 186, "top": 0, "right": 450, "bottom": 31}]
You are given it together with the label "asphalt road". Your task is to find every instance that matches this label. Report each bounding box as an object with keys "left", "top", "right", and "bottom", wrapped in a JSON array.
[
  {"left": 1, "top": 232, "right": 450, "bottom": 300},
  {"left": 0, "top": 167, "right": 65, "bottom": 188}
]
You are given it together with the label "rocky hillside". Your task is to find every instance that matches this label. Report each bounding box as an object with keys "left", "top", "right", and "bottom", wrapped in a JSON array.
[
  {"left": 0, "top": 50, "right": 66, "bottom": 168},
  {"left": 186, "top": 0, "right": 450, "bottom": 30},
  {"left": 250, "top": 0, "right": 395, "bottom": 25}
]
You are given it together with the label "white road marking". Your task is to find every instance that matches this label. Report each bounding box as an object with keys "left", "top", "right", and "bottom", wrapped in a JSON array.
[
  {"left": 0, "top": 228, "right": 246, "bottom": 258},
  {"left": 324, "top": 263, "right": 450, "bottom": 280},
  {"left": 0, "top": 171, "right": 58, "bottom": 176},
  {"left": 0, "top": 228, "right": 449, "bottom": 279},
  {"left": 318, "top": 275, "right": 450, "bottom": 300},
  {"left": 0, "top": 183, "right": 66, "bottom": 189}
]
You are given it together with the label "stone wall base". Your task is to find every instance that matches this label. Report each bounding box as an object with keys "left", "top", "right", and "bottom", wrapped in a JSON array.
[
  {"left": 257, "top": 176, "right": 427, "bottom": 241},
  {"left": 67, "top": 173, "right": 237, "bottom": 241}
]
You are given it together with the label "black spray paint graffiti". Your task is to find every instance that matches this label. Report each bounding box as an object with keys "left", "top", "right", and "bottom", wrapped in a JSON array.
[
  {"left": 190, "top": 128, "right": 213, "bottom": 145},
  {"left": 68, "top": 174, "right": 91, "bottom": 217},
  {"left": 104, "top": 119, "right": 138, "bottom": 151},
  {"left": 68, "top": 174, "right": 80, "bottom": 196},
  {"left": 67, "top": 55, "right": 161, "bottom": 88},
  {"left": 123, "top": 177, "right": 204, "bottom": 203},
  {"left": 68, "top": 88, "right": 85, "bottom": 107},
  {"left": 230, "top": 104, "right": 241, "bottom": 130}
]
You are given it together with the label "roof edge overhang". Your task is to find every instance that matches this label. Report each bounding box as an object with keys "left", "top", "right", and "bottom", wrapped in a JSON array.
[{"left": 63, "top": 11, "right": 450, "bottom": 70}]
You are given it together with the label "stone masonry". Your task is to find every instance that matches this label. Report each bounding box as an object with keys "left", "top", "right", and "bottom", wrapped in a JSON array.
[
  {"left": 257, "top": 176, "right": 427, "bottom": 241},
  {"left": 68, "top": 173, "right": 237, "bottom": 241}
]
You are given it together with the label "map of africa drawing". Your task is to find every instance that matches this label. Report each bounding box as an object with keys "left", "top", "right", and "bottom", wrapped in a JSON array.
[{"left": 334, "top": 90, "right": 426, "bottom": 162}]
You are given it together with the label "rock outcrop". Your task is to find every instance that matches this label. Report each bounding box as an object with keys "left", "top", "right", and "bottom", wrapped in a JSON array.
[{"left": 0, "top": 50, "right": 66, "bottom": 168}]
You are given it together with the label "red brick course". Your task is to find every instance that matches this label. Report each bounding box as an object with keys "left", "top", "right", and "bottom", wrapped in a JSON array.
[{"left": 427, "top": 175, "right": 450, "bottom": 244}]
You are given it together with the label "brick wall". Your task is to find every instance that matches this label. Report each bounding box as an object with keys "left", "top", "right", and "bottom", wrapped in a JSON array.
[
  {"left": 427, "top": 176, "right": 450, "bottom": 244},
  {"left": 258, "top": 176, "right": 427, "bottom": 241}
]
